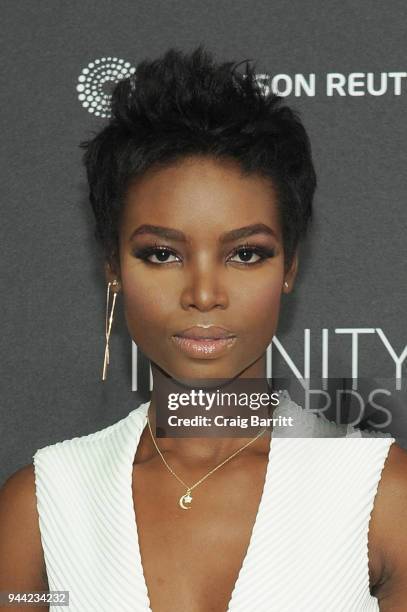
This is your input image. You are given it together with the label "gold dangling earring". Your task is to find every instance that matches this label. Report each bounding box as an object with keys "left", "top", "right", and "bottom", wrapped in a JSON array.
[{"left": 102, "top": 280, "right": 119, "bottom": 381}]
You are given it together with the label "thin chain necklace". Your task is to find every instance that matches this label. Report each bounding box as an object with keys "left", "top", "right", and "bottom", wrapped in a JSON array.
[{"left": 146, "top": 410, "right": 269, "bottom": 510}]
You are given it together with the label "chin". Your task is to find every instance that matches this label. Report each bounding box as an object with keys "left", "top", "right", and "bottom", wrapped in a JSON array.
[{"left": 163, "top": 360, "right": 242, "bottom": 384}]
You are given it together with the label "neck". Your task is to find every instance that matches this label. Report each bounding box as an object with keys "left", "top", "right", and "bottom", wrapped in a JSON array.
[{"left": 136, "top": 356, "right": 274, "bottom": 467}]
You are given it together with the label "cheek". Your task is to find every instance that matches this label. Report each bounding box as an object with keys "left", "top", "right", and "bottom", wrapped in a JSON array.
[
  {"left": 120, "top": 272, "right": 170, "bottom": 339},
  {"left": 235, "top": 279, "right": 282, "bottom": 339}
]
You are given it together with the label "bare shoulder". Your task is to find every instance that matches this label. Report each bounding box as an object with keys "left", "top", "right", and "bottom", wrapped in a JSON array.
[
  {"left": 369, "top": 441, "right": 407, "bottom": 609},
  {"left": 0, "top": 464, "right": 39, "bottom": 529},
  {"left": 0, "top": 464, "right": 49, "bottom": 609}
]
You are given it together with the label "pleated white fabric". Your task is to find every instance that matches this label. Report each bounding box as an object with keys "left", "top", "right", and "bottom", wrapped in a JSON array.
[{"left": 33, "top": 392, "right": 395, "bottom": 611}]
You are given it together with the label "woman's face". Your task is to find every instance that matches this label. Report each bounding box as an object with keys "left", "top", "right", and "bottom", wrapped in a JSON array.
[{"left": 107, "top": 155, "right": 297, "bottom": 382}]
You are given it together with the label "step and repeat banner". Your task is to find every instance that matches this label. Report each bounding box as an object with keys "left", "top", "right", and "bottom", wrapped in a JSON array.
[{"left": 1, "top": 1, "right": 406, "bottom": 482}]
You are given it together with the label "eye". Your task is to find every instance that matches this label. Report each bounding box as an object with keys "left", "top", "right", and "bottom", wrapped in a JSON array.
[
  {"left": 228, "top": 244, "right": 275, "bottom": 266},
  {"left": 132, "top": 244, "right": 181, "bottom": 265}
]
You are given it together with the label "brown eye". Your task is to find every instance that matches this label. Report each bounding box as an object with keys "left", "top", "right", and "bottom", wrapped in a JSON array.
[
  {"left": 149, "top": 248, "right": 178, "bottom": 263},
  {"left": 230, "top": 248, "right": 261, "bottom": 263},
  {"left": 228, "top": 245, "right": 275, "bottom": 266},
  {"left": 132, "top": 246, "right": 181, "bottom": 265}
]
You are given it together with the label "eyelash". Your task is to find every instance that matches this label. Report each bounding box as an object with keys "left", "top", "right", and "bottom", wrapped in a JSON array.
[{"left": 132, "top": 242, "right": 276, "bottom": 267}]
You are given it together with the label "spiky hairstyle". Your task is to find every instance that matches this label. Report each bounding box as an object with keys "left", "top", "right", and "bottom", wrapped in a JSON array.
[{"left": 80, "top": 45, "right": 316, "bottom": 270}]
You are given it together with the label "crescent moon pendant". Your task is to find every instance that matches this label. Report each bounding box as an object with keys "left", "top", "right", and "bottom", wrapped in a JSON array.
[{"left": 179, "top": 492, "right": 193, "bottom": 510}]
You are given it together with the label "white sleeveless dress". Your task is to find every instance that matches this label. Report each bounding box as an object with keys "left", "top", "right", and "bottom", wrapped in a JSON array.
[{"left": 33, "top": 392, "right": 395, "bottom": 611}]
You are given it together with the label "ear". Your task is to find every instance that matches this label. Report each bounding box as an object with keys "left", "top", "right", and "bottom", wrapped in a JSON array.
[
  {"left": 104, "top": 258, "right": 122, "bottom": 293},
  {"left": 283, "top": 251, "right": 298, "bottom": 294}
]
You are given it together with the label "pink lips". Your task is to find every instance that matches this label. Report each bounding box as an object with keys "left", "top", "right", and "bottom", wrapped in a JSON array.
[{"left": 171, "top": 325, "right": 236, "bottom": 358}]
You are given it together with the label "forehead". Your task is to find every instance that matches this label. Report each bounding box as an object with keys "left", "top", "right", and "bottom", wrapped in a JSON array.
[{"left": 120, "top": 156, "right": 281, "bottom": 239}]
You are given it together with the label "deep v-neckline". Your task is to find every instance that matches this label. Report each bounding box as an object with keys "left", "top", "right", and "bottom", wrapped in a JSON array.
[{"left": 125, "top": 401, "right": 276, "bottom": 612}]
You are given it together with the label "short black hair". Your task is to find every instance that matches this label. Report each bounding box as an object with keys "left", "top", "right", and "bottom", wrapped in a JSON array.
[{"left": 80, "top": 45, "right": 317, "bottom": 271}]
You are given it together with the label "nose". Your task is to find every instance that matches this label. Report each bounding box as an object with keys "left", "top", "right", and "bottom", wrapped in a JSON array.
[{"left": 180, "top": 263, "right": 229, "bottom": 311}]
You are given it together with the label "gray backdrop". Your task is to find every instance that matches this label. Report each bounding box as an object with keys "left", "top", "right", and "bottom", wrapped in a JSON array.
[{"left": 1, "top": 0, "right": 406, "bottom": 485}]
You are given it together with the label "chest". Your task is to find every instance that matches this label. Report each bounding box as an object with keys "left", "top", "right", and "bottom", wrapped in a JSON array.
[
  {"left": 131, "top": 456, "right": 269, "bottom": 612},
  {"left": 130, "top": 438, "right": 386, "bottom": 612}
]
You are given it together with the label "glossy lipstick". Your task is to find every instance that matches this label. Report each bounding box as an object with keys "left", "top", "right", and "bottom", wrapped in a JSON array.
[{"left": 171, "top": 325, "right": 236, "bottom": 359}]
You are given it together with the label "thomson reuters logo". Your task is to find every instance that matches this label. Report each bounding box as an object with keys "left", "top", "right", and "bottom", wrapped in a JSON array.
[
  {"left": 77, "top": 59, "right": 407, "bottom": 118},
  {"left": 256, "top": 71, "right": 407, "bottom": 97},
  {"left": 76, "top": 57, "right": 136, "bottom": 117}
]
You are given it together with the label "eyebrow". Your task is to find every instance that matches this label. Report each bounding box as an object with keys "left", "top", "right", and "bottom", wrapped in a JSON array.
[{"left": 129, "top": 223, "right": 277, "bottom": 243}]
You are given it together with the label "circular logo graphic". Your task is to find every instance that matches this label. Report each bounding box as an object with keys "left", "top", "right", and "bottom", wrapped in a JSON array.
[{"left": 76, "top": 57, "right": 136, "bottom": 118}]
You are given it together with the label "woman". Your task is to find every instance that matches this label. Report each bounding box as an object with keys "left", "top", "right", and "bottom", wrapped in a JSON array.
[{"left": 1, "top": 46, "right": 407, "bottom": 612}]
